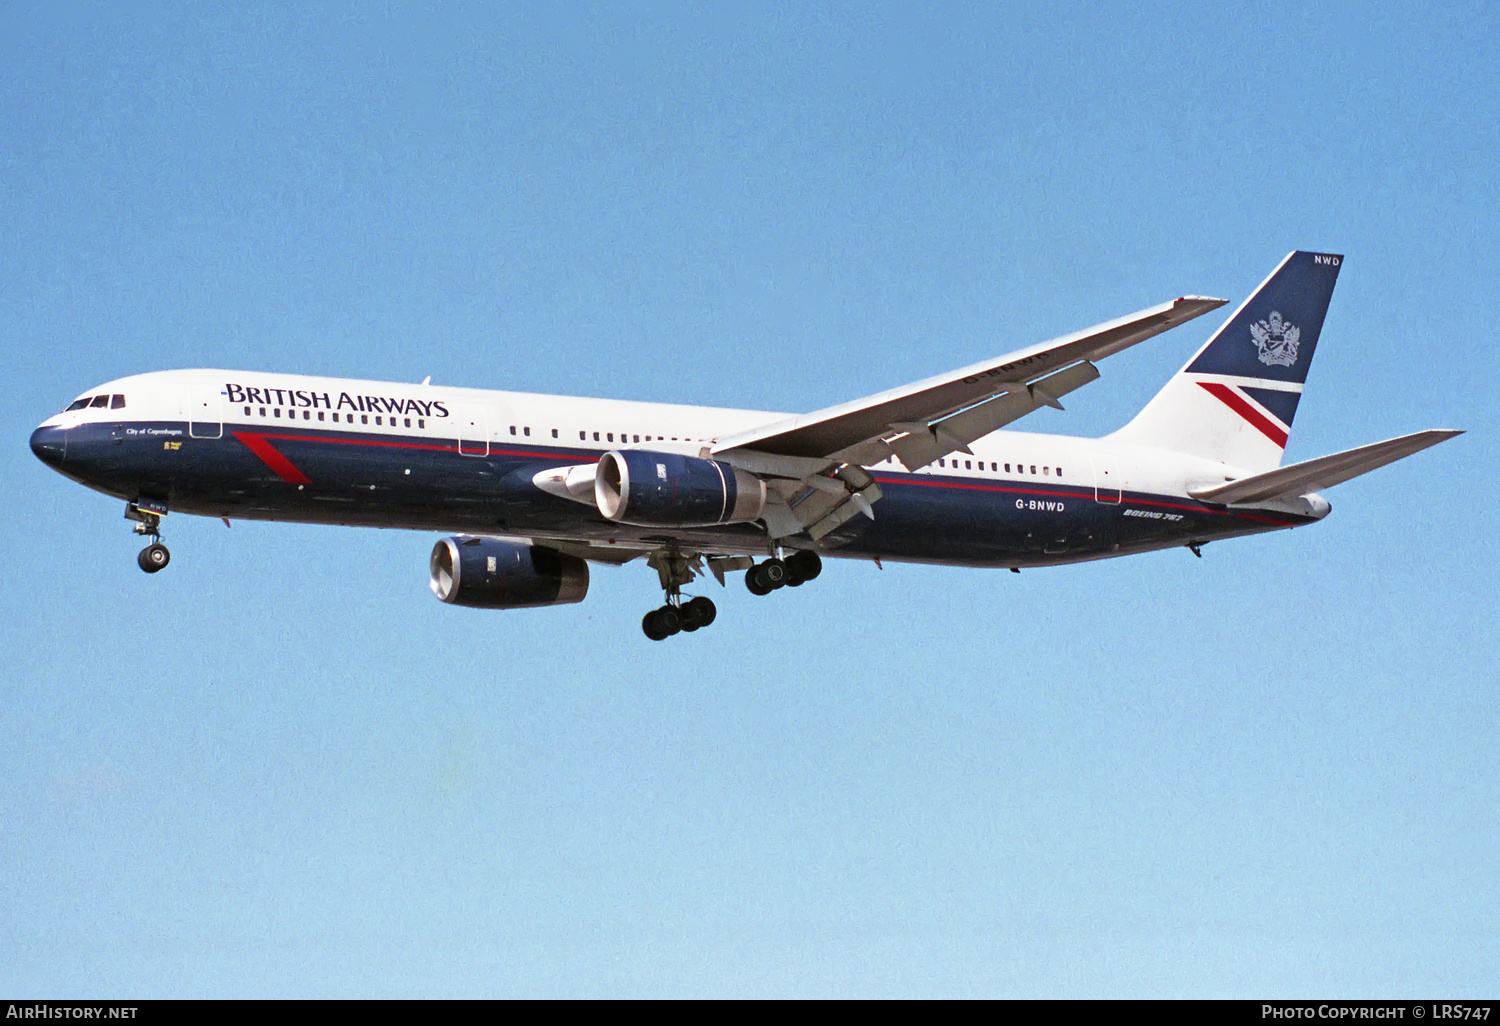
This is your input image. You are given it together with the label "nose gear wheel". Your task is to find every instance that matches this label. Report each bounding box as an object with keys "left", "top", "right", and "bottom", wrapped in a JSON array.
[
  {"left": 138, "top": 543, "right": 170, "bottom": 573},
  {"left": 126, "top": 501, "right": 171, "bottom": 574}
]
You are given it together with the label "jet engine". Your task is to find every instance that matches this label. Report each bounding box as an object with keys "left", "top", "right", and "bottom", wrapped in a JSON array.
[
  {"left": 429, "top": 537, "right": 589, "bottom": 609},
  {"left": 594, "top": 450, "right": 767, "bottom": 527}
]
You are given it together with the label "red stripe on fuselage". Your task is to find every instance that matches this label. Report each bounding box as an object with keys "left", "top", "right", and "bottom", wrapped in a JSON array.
[
  {"left": 231, "top": 431, "right": 312, "bottom": 484},
  {"left": 1198, "top": 381, "right": 1288, "bottom": 447},
  {"left": 869, "top": 474, "right": 1299, "bottom": 525},
  {"left": 230, "top": 428, "right": 1301, "bottom": 527}
]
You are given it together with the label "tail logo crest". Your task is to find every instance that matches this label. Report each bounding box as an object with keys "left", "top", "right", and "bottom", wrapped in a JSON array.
[{"left": 1250, "top": 311, "right": 1301, "bottom": 367}]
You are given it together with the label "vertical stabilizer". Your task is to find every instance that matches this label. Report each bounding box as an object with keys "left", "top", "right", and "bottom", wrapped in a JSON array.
[{"left": 1110, "top": 251, "right": 1342, "bottom": 472}]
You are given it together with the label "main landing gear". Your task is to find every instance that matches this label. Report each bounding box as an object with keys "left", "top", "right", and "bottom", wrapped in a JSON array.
[
  {"left": 641, "top": 546, "right": 717, "bottom": 641},
  {"left": 638, "top": 546, "right": 822, "bottom": 640},
  {"left": 126, "top": 500, "right": 171, "bottom": 574},
  {"left": 745, "top": 550, "right": 821, "bottom": 596},
  {"left": 642, "top": 596, "right": 717, "bottom": 641}
]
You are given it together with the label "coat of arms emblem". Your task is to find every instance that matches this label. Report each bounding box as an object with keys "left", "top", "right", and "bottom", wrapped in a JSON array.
[{"left": 1249, "top": 310, "right": 1300, "bottom": 367}]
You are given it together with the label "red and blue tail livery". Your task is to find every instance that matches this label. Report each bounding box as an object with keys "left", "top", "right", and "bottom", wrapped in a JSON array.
[
  {"left": 1112, "top": 251, "right": 1349, "bottom": 472},
  {"left": 1187, "top": 250, "right": 1341, "bottom": 384},
  {"left": 30, "top": 252, "right": 1460, "bottom": 639}
]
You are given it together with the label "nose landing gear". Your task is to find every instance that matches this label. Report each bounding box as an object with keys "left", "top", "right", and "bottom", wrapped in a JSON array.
[
  {"left": 126, "top": 500, "right": 171, "bottom": 574},
  {"left": 137, "top": 542, "right": 170, "bottom": 573}
]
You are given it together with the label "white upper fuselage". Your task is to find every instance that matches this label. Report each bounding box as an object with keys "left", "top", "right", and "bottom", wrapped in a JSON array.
[{"left": 40, "top": 367, "right": 1308, "bottom": 510}]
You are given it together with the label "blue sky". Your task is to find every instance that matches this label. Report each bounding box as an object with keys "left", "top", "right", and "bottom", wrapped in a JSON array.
[{"left": 3, "top": 1, "right": 1496, "bottom": 997}]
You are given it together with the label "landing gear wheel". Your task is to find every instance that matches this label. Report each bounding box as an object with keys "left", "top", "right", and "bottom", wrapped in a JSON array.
[
  {"left": 138, "top": 543, "right": 170, "bottom": 574},
  {"left": 680, "top": 596, "right": 717, "bottom": 631},
  {"left": 643, "top": 610, "right": 668, "bottom": 640},
  {"left": 759, "top": 558, "right": 789, "bottom": 590},
  {"left": 745, "top": 565, "right": 773, "bottom": 596},
  {"left": 656, "top": 605, "right": 682, "bottom": 635},
  {"left": 642, "top": 605, "right": 683, "bottom": 640},
  {"left": 784, "top": 550, "right": 822, "bottom": 586}
]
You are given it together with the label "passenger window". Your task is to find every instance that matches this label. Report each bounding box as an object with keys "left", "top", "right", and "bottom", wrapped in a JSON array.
[
  {"left": 509, "top": 426, "right": 516, "bottom": 435},
  {"left": 1043, "top": 466, "right": 1049, "bottom": 475},
  {"left": 938, "top": 459, "right": 945, "bottom": 467},
  {"left": 593, "top": 432, "right": 600, "bottom": 441},
  {"left": 259, "top": 408, "right": 267, "bottom": 417},
  {"left": 1030, "top": 465, "right": 1036, "bottom": 474},
  {"left": 965, "top": 460, "right": 972, "bottom": 469},
  {"left": 524, "top": 427, "right": 530, "bottom": 436},
  {"left": 991, "top": 462, "right": 997, "bottom": 471},
  {"left": 634, "top": 435, "right": 640, "bottom": 443},
  {"left": 404, "top": 418, "right": 411, "bottom": 427},
  {"left": 579, "top": 431, "right": 586, "bottom": 440},
  {"left": 1057, "top": 467, "right": 1062, "bottom": 477},
  {"left": 551, "top": 429, "right": 558, "bottom": 438},
  {"left": 318, "top": 412, "right": 325, "bottom": 421},
  {"left": 376, "top": 416, "right": 383, "bottom": 425},
  {"left": 111, "top": 395, "right": 126, "bottom": 409},
  {"left": 362, "top": 415, "right": 368, "bottom": 424},
  {"left": 274, "top": 408, "right": 281, "bottom": 418},
  {"left": 607, "top": 433, "right": 614, "bottom": 442},
  {"left": 332, "top": 413, "right": 339, "bottom": 422},
  {"left": 244, "top": 406, "right": 251, "bottom": 415},
  {"left": 304, "top": 410, "right": 311, "bottom": 420},
  {"left": 89, "top": 395, "right": 109, "bottom": 408}
]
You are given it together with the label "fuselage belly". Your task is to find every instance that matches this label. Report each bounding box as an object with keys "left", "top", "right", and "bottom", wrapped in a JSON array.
[{"left": 34, "top": 391, "right": 1313, "bottom": 571}]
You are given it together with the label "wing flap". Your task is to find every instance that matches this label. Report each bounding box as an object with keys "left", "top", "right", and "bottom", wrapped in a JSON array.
[
  {"left": 1188, "top": 430, "right": 1462, "bottom": 505},
  {"left": 884, "top": 361, "right": 1101, "bottom": 471}
]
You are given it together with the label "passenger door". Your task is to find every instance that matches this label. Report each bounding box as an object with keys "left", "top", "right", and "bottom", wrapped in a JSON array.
[
  {"left": 1092, "top": 458, "right": 1121, "bottom": 503},
  {"left": 452, "top": 404, "right": 489, "bottom": 456},
  {"left": 189, "top": 391, "right": 222, "bottom": 439}
]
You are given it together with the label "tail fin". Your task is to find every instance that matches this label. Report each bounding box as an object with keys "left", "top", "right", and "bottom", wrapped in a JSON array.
[{"left": 1110, "top": 250, "right": 1343, "bottom": 472}]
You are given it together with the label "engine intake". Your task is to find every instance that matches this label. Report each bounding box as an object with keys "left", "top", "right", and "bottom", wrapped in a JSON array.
[
  {"left": 429, "top": 537, "right": 589, "bottom": 609},
  {"left": 594, "top": 450, "right": 767, "bottom": 527}
]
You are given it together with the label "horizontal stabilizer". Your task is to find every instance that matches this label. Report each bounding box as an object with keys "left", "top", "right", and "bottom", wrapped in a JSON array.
[{"left": 1188, "top": 429, "right": 1462, "bottom": 505}]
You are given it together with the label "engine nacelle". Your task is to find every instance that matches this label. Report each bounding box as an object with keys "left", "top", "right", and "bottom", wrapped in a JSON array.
[
  {"left": 594, "top": 450, "right": 767, "bottom": 527},
  {"left": 429, "top": 537, "right": 589, "bottom": 609}
]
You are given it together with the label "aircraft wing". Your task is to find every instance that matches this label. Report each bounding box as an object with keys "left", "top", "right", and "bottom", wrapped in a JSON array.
[
  {"left": 711, "top": 295, "right": 1226, "bottom": 471},
  {"left": 1188, "top": 429, "right": 1463, "bottom": 505},
  {"left": 707, "top": 294, "right": 1225, "bottom": 539},
  {"left": 531, "top": 538, "right": 652, "bottom": 565}
]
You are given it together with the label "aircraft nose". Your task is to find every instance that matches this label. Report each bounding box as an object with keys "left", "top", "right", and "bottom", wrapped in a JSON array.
[{"left": 30, "top": 425, "right": 67, "bottom": 468}]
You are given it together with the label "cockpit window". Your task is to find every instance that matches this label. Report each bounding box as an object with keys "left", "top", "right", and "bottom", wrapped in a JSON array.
[
  {"left": 65, "top": 398, "right": 91, "bottom": 412},
  {"left": 89, "top": 395, "right": 110, "bottom": 408},
  {"left": 110, "top": 395, "right": 126, "bottom": 409}
]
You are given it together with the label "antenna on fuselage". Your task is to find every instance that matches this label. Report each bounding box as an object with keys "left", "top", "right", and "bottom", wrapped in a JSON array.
[{"left": 421, "top": 376, "right": 431, "bottom": 386}]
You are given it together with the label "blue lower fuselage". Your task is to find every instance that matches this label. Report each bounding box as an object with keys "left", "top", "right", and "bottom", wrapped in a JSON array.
[{"left": 30, "top": 419, "right": 1316, "bottom": 568}]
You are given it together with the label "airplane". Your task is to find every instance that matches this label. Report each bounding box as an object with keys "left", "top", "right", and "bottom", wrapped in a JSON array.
[{"left": 29, "top": 251, "right": 1460, "bottom": 640}]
